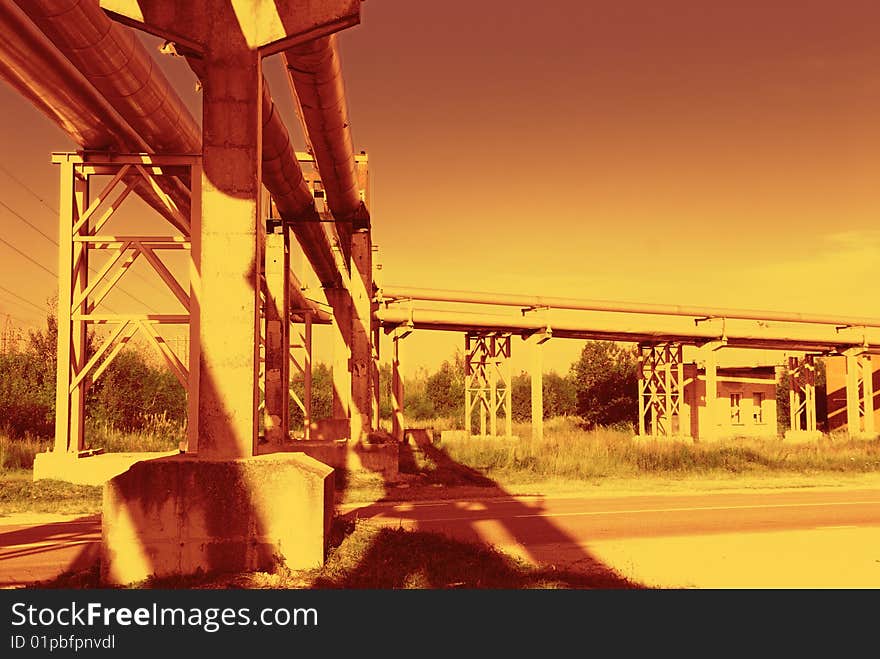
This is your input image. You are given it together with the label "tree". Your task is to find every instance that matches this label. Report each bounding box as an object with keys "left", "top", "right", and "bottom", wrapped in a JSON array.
[
  {"left": 569, "top": 341, "right": 638, "bottom": 428},
  {"left": 424, "top": 351, "right": 465, "bottom": 419}
]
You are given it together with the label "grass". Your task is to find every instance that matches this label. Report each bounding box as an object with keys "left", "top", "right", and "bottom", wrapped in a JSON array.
[
  {"left": 432, "top": 417, "right": 880, "bottom": 484},
  {"left": 40, "top": 518, "right": 640, "bottom": 589},
  {"left": 0, "top": 470, "right": 102, "bottom": 515},
  {"left": 0, "top": 419, "right": 181, "bottom": 473}
]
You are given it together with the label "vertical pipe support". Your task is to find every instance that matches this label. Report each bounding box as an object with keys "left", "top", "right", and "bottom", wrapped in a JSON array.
[
  {"left": 863, "top": 356, "right": 875, "bottom": 436},
  {"left": 530, "top": 334, "right": 544, "bottom": 441},
  {"left": 846, "top": 354, "right": 861, "bottom": 436},
  {"left": 392, "top": 333, "right": 404, "bottom": 442},
  {"left": 54, "top": 158, "right": 88, "bottom": 453}
]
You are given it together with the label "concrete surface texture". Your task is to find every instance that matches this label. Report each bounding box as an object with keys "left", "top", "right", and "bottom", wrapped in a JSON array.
[{"left": 101, "top": 453, "right": 333, "bottom": 585}]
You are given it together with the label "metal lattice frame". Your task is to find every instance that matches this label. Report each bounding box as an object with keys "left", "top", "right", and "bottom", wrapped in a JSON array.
[
  {"left": 638, "top": 343, "right": 685, "bottom": 437},
  {"left": 787, "top": 355, "right": 817, "bottom": 433},
  {"left": 289, "top": 312, "right": 313, "bottom": 439},
  {"left": 465, "top": 332, "right": 512, "bottom": 437},
  {"left": 845, "top": 353, "right": 875, "bottom": 436},
  {"left": 52, "top": 152, "right": 199, "bottom": 454}
]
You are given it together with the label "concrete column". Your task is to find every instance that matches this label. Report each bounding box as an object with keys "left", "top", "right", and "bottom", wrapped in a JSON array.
[
  {"left": 504, "top": 348, "right": 513, "bottom": 439},
  {"left": 863, "top": 357, "right": 875, "bottom": 436},
  {"left": 326, "top": 286, "right": 352, "bottom": 433},
  {"left": 195, "top": 44, "right": 263, "bottom": 458},
  {"left": 263, "top": 229, "right": 290, "bottom": 443},
  {"left": 530, "top": 335, "right": 544, "bottom": 441},
  {"left": 804, "top": 358, "right": 816, "bottom": 433},
  {"left": 186, "top": 161, "right": 202, "bottom": 453},
  {"left": 846, "top": 354, "right": 860, "bottom": 436},
  {"left": 704, "top": 347, "right": 717, "bottom": 440},
  {"left": 350, "top": 229, "right": 373, "bottom": 441},
  {"left": 392, "top": 334, "right": 404, "bottom": 442}
]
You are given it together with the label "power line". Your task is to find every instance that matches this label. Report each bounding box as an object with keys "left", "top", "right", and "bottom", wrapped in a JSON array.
[
  {"left": 0, "top": 199, "right": 57, "bottom": 245},
  {"left": 0, "top": 283, "right": 47, "bottom": 314},
  {"left": 0, "top": 163, "right": 58, "bottom": 216},
  {"left": 0, "top": 185, "right": 175, "bottom": 304},
  {"left": 0, "top": 236, "right": 56, "bottom": 278}
]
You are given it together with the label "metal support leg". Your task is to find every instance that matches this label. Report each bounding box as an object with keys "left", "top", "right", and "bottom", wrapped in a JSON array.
[
  {"left": 846, "top": 354, "right": 860, "bottom": 436},
  {"left": 530, "top": 334, "right": 544, "bottom": 441},
  {"left": 392, "top": 334, "right": 404, "bottom": 442}
]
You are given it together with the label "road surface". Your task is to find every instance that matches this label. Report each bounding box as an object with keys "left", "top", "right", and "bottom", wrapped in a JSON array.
[
  {"left": 344, "top": 488, "right": 880, "bottom": 588},
  {"left": 2, "top": 488, "right": 879, "bottom": 588}
]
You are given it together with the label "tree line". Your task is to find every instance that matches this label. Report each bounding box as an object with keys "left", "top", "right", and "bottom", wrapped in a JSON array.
[{"left": 2, "top": 313, "right": 644, "bottom": 439}]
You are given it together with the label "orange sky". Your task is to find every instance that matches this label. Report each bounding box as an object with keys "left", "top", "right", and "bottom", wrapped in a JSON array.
[{"left": 1, "top": 0, "right": 879, "bottom": 375}]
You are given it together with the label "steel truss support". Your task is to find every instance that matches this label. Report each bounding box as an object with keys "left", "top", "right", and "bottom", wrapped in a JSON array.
[
  {"left": 788, "top": 355, "right": 817, "bottom": 434},
  {"left": 260, "top": 216, "right": 291, "bottom": 445},
  {"left": 290, "top": 311, "right": 314, "bottom": 439},
  {"left": 845, "top": 353, "right": 875, "bottom": 437},
  {"left": 638, "top": 342, "right": 686, "bottom": 438},
  {"left": 464, "top": 332, "right": 512, "bottom": 438},
  {"left": 52, "top": 152, "right": 199, "bottom": 454}
]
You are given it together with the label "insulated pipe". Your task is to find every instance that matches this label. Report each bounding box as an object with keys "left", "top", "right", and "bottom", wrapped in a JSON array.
[
  {"left": 284, "top": 35, "right": 368, "bottom": 251},
  {"left": 375, "top": 307, "right": 880, "bottom": 354},
  {"left": 261, "top": 83, "right": 341, "bottom": 287},
  {"left": 0, "top": 0, "right": 188, "bottom": 226},
  {"left": 15, "top": 0, "right": 201, "bottom": 156},
  {"left": 19, "top": 0, "right": 345, "bottom": 287},
  {"left": 379, "top": 285, "right": 880, "bottom": 330}
]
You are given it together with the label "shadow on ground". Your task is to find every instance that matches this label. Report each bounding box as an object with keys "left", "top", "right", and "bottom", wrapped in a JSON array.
[{"left": 22, "top": 436, "right": 644, "bottom": 589}]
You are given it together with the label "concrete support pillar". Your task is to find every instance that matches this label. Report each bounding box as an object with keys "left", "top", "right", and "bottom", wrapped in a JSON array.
[
  {"left": 504, "top": 350, "right": 513, "bottom": 439},
  {"left": 846, "top": 354, "right": 860, "bottom": 436},
  {"left": 704, "top": 347, "right": 717, "bottom": 440},
  {"left": 392, "top": 334, "right": 404, "bottom": 442},
  {"left": 804, "top": 358, "right": 816, "bottom": 433},
  {"left": 350, "top": 229, "right": 373, "bottom": 441},
  {"left": 195, "top": 47, "right": 263, "bottom": 458},
  {"left": 530, "top": 335, "right": 544, "bottom": 442},
  {"left": 863, "top": 356, "right": 875, "bottom": 436},
  {"left": 263, "top": 229, "right": 290, "bottom": 443},
  {"left": 327, "top": 286, "right": 352, "bottom": 435}
]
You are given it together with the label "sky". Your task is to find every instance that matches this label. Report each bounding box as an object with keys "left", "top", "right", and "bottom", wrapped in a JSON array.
[{"left": 1, "top": 0, "right": 879, "bottom": 376}]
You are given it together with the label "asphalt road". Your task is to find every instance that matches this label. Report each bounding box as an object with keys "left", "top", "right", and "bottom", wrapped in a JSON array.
[
  {"left": 344, "top": 488, "right": 880, "bottom": 587},
  {"left": 2, "top": 488, "right": 879, "bottom": 588}
]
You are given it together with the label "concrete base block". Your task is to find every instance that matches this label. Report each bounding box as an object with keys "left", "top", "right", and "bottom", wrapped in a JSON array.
[
  {"left": 101, "top": 453, "right": 334, "bottom": 586},
  {"left": 264, "top": 439, "right": 398, "bottom": 481},
  {"left": 33, "top": 450, "right": 180, "bottom": 486}
]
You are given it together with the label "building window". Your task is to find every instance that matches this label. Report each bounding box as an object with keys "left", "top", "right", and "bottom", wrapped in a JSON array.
[
  {"left": 730, "top": 392, "right": 742, "bottom": 425},
  {"left": 753, "top": 392, "right": 764, "bottom": 424}
]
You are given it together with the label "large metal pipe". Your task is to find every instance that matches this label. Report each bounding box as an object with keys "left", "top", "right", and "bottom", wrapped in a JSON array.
[
  {"left": 284, "top": 35, "right": 368, "bottom": 249},
  {"left": 15, "top": 0, "right": 200, "bottom": 156},
  {"left": 379, "top": 285, "right": 880, "bottom": 330},
  {"left": 376, "top": 306, "right": 880, "bottom": 354},
  {"left": 19, "top": 0, "right": 343, "bottom": 287},
  {"left": 0, "top": 0, "right": 188, "bottom": 226}
]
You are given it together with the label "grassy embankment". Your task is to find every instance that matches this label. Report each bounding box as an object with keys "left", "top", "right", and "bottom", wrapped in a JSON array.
[
  {"left": 0, "top": 421, "right": 181, "bottom": 515},
  {"left": 4, "top": 416, "right": 880, "bottom": 515}
]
